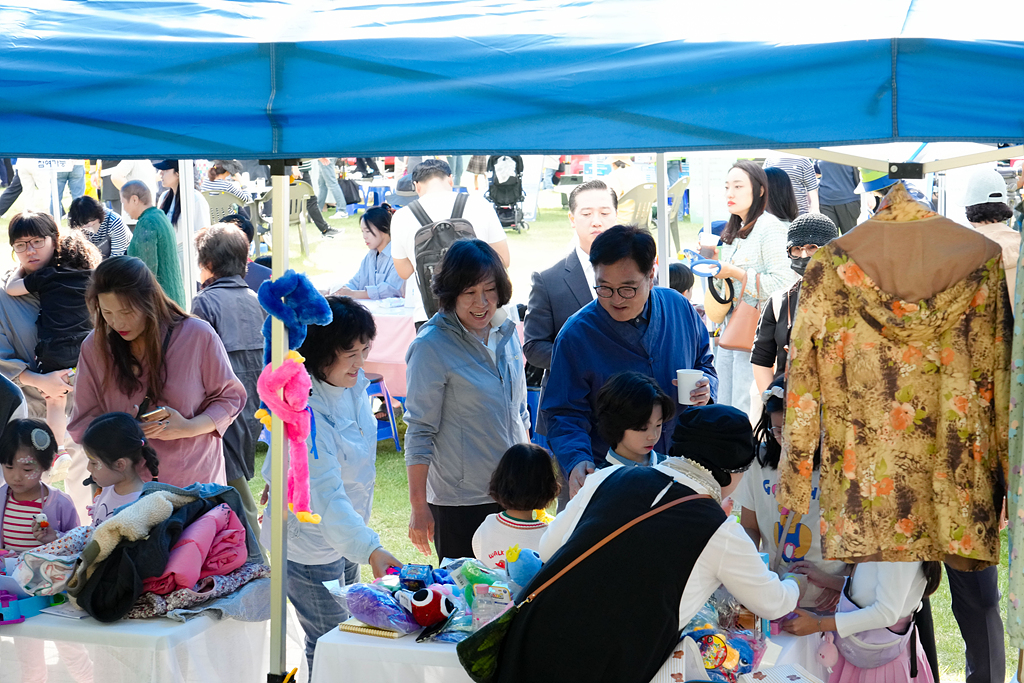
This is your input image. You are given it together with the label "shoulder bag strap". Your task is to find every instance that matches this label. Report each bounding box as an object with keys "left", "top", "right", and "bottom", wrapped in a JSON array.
[
  {"left": 518, "top": 493, "right": 712, "bottom": 607},
  {"left": 408, "top": 199, "right": 433, "bottom": 228},
  {"left": 451, "top": 191, "right": 469, "bottom": 220}
]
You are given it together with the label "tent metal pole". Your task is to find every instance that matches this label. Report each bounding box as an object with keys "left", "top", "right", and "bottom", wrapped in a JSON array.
[
  {"left": 50, "top": 166, "right": 60, "bottom": 222},
  {"left": 267, "top": 166, "right": 290, "bottom": 680},
  {"left": 922, "top": 145, "right": 1024, "bottom": 173},
  {"left": 656, "top": 153, "right": 668, "bottom": 285},
  {"left": 178, "top": 160, "right": 198, "bottom": 310},
  {"left": 781, "top": 149, "right": 891, "bottom": 173}
]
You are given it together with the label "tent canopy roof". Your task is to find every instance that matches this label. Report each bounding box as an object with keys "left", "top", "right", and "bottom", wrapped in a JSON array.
[{"left": 3, "top": 0, "right": 1023, "bottom": 158}]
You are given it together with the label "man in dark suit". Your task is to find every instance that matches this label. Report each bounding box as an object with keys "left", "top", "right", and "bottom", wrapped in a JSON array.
[{"left": 524, "top": 179, "right": 619, "bottom": 444}]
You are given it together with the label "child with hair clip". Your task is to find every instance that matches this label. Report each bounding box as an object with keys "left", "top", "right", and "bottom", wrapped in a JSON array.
[
  {"left": 333, "top": 203, "right": 405, "bottom": 300},
  {"left": 784, "top": 561, "right": 942, "bottom": 683},
  {"left": 594, "top": 371, "right": 676, "bottom": 468},
  {"left": 6, "top": 226, "right": 102, "bottom": 458},
  {"left": 472, "top": 443, "right": 560, "bottom": 570},
  {"left": 736, "top": 376, "right": 847, "bottom": 609},
  {"left": 0, "top": 419, "right": 92, "bottom": 683},
  {"left": 82, "top": 412, "right": 160, "bottom": 526}
]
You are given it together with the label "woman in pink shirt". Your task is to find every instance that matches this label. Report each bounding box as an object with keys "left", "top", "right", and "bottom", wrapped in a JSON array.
[{"left": 68, "top": 256, "right": 245, "bottom": 487}]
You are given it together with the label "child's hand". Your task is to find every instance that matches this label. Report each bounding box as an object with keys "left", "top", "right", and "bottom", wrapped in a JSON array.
[{"left": 32, "top": 520, "right": 57, "bottom": 545}]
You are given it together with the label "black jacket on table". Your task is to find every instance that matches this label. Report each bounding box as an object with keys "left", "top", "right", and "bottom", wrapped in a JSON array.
[{"left": 523, "top": 250, "right": 592, "bottom": 435}]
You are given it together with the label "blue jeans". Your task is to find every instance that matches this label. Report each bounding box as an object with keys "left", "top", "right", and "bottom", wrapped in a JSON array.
[
  {"left": 54, "top": 164, "right": 85, "bottom": 215},
  {"left": 315, "top": 159, "right": 347, "bottom": 211},
  {"left": 288, "top": 557, "right": 360, "bottom": 673}
]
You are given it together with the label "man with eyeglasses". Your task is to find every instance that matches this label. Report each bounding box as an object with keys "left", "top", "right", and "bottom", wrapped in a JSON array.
[
  {"left": 751, "top": 213, "right": 838, "bottom": 394},
  {"left": 542, "top": 225, "right": 717, "bottom": 498}
]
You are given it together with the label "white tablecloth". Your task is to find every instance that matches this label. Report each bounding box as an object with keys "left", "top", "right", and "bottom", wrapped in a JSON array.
[
  {"left": 310, "top": 627, "right": 828, "bottom": 683},
  {"left": 311, "top": 628, "right": 472, "bottom": 683},
  {"left": 0, "top": 613, "right": 267, "bottom": 683}
]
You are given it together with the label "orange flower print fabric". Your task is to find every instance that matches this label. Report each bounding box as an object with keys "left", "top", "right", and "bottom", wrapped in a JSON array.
[{"left": 778, "top": 244, "right": 1010, "bottom": 567}]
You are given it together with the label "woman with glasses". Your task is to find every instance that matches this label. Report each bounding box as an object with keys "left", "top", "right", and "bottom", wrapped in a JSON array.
[
  {"left": 751, "top": 213, "right": 839, "bottom": 394},
  {"left": 404, "top": 239, "right": 529, "bottom": 562},
  {"left": 67, "top": 195, "right": 131, "bottom": 258},
  {"left": 0, "top": 212, "right": 100, "bottom": 515},
  {"left": 711, "top": 161, "right": 799, "bottom": 415},
  {"left": 736, "top": 376, "right": 848, "bottom": 611}
]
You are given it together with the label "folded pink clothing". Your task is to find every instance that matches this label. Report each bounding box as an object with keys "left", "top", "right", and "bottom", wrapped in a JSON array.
[
  {"left": 199, "top": 510, "right": 246, "bottom": 579},
  {"left": 142, "top": 504, "right": 244, "bottom": 595}
]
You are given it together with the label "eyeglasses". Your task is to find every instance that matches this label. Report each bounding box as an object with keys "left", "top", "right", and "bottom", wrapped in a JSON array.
[
  {"left": 594, "top": 285, "right": 639, "bottom": 299},
  {"left": 770, "top": 426, "right": 784, "bottom": 439},
  {"left": 788, "top": 244, "right": 819, "bottom": 258},
  {"left": 12, "top": 238, "right": 47, "bottom": 253}
]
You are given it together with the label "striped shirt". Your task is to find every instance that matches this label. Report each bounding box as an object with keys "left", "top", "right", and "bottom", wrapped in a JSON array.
[
  {"left": 201, "top": 178, "right": 250, "bottom": 202},
  {"left": 88, "top": 212, "right": 131, "bottom": 258},
  {"left": 2, "top": 496, "right": 42, "bottom": 552},
  {"left": 763, "top": 155, "right": 819, "bottom": 215}
]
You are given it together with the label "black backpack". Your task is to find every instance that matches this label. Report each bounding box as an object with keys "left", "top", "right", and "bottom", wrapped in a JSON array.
[{"left": 409, "top": 193, "right": 476, "bottom": 318}]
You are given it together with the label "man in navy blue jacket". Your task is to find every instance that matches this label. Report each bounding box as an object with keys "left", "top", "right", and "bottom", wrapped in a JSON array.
[{"left": 542, "top": 225, "right": 717, "bottom": 497}]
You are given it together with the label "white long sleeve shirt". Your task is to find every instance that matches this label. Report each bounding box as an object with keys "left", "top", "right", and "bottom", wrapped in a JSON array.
[
  {"left": 540, "top": 464, "right": 800, "bottom": 627},
  {"left": 834, "top": 562, "right": 926, "bottom": 638}
]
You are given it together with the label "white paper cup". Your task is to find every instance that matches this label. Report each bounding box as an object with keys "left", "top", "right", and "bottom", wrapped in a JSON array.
[{"left": 677, "top": 369, "right": 704, "bottom": 405}]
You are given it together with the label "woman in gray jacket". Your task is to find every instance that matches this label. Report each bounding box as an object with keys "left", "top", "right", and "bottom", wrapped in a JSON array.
[{"left": 405, "top": 239, "right": 530, "bottom": 562}]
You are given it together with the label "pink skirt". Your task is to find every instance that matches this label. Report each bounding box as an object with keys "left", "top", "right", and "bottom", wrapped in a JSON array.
[{"left": 828, "top": 629, "right": 934, "bottom": 683}]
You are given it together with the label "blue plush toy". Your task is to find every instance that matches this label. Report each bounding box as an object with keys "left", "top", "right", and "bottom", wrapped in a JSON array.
[
  {"left": 506, "top": 545, "right": 542, "bottom": 587},
  {"left": 257, "top": 269, "right": 333, "bottom": 365}
]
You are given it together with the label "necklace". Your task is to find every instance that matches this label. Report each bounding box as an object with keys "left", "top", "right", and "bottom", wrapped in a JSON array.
[{"left": 662, "top": 457, "right": 722, "bottom": 504}]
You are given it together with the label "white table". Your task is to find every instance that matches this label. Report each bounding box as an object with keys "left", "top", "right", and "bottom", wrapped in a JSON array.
[
  {"left": 0, "top": 613, "right": 267, "bottom": 683},
  {"left": 311, "top": 628, "right": 472, "bottom": 683},
  {"left": 309, "top": 627, "right": 828, "bottom": 683}
]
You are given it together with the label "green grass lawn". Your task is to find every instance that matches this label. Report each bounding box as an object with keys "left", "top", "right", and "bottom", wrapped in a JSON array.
[{"left": 7, "top": 187, "right": 1001, "bottom": 681}]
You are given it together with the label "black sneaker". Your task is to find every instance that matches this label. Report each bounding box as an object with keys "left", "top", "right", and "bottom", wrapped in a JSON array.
[{"left": 321, "top": 228, "right": 342, "bottom": 238}]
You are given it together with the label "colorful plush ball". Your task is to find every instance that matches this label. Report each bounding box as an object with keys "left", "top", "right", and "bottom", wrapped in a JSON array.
[{"left": 411, "top": 587, "right": 455, "bottom": 627}]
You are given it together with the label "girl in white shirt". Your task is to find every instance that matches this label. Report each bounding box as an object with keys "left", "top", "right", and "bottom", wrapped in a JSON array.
[
  {"left": 784, "top": 561, "right": 941, "bottom": 683},
  {"left": 82, "top": 412, "right": 159, "bottom": 525}
]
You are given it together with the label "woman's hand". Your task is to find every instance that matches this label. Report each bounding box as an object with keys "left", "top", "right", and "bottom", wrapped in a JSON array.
[
  {"left": 260, "top": 484, "right": 270, "bottom": 506},
  {"left": 815, "top": 587, "right": 842, "bottom": 611},
  {"left": 790, "top": 560, "right": 846, "bottom": 592},
  {"left": 144, "top": 406, "right": 217, "bottom": 441},
  {"left": 368, "top": 547, "right": 404, "bottom": 578},
  {"left": 21, "top": 369, "right": 72, "bottom": 400},
  {"left": 408, "top": 502, "right": 435, "bottom": 557},
  {"left": 782, "top": 608, "right": 827, "bottom": 636},
  {"left": 713, "top": 263, "right": 746, "bottom": 281}
]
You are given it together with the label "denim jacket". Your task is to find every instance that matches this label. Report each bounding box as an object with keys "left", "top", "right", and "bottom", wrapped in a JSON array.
[{"left": 404, "top": 310, "right": 530, "bottom": 506}]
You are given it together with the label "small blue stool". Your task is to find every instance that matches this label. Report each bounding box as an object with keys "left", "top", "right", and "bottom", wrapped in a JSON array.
[
  {"left": 367, "top": 185, "right": 391, "bottom": 207},
  {"left": 365, "top": 372, "right": 401, "bottom": 452}
]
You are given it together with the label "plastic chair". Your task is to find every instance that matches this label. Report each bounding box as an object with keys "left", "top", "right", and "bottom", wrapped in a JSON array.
[
  {"left": 666, "top": 176, "right": 691, "bottom": 254},
  {"left": 618, "top": 182, "right": 657, "bottom": 230},
  {"left": 288, "top": 181, "right": 316, "bottom": 256},
  {"left": 202, "top": 191, "right": 252, "bottom": 224},
  {"left": 365, "top": 372, "right": 401, "bottom": 452}
]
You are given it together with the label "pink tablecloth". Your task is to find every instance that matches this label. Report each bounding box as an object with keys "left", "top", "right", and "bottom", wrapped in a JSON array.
[
  {"left": 364, "top": 313, "right": 525, "bottom": 399},
  {"left": 365, "top": 313, "right": 417, "bottom": 397}
]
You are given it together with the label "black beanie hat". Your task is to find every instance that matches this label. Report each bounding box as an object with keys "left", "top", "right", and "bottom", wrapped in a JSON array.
[
  {"left": 787, "top": 212, "right": 839, "bottom": 251},
  {"left": 668, "top": 405, "right": 756, "bottom": 486}
]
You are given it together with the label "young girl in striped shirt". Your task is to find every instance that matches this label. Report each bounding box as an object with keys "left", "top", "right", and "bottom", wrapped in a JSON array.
[
  {"left": 0, "top": 419, "right": 79, "bottom": 552},
  {"left": 0, "top": 419, "right": 92, "bottom": 683}
]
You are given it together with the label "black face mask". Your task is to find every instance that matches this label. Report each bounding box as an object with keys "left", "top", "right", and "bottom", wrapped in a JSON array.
[{"left": 790, "top": 256, "right": 812, "bottom": 276}]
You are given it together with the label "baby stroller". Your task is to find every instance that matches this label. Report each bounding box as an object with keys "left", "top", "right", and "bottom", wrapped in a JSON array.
[{"left": 485, "top": 154, "right": 529, "bottom": 233}]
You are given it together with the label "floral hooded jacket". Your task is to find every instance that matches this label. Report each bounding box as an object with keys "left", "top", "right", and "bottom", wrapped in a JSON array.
[{"left": 778, "top": 243, "right": 1010, "bottom": 567}]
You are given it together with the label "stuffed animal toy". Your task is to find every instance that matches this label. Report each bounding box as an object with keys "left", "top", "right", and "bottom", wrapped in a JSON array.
[
  {"left": 255, "top": 350, "right": 320, "bottom": 524},
  {"left": 506, "top": 545, "right": 542, "bottom": 587},
  {"left": 817, "top": 632, "right": 839, "bottom": 670},
  {"left": 255, "top": 271, "right": 333, "bottom": 525},
  {"left": 257, "top": 270, "right": 333, "bottom": 365},
  {"left": 411, "top": 587, "right": 455, "bottom": 627},
  {"left": 345, "top": 583, "right": 420, "bottom": 634}
]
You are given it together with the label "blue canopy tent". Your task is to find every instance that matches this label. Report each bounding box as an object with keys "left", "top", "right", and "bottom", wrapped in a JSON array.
[
  {"left": 2, "top": 0, "right": 1023, "bottom": 157},
  {"left": 3, "top": 1, "right": 1024, "bottom": 679}
]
